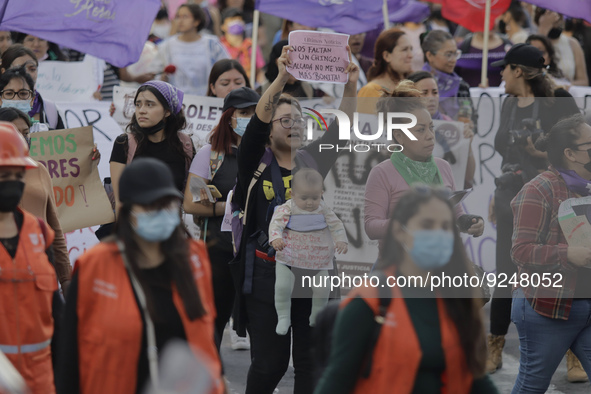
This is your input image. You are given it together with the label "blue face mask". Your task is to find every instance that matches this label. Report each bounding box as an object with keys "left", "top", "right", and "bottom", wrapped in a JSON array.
[
  {"left": 132, "top": 207, "right": 180, "bottom": 242},
  {"left": 2, "top": 99, "right": 32, "bottom": 113},
  {"left": 233, "top": 117, "right": 250, "bottom": 137},
  {"left": 403, "top": 227, "right": 454, "bottom": 270}
]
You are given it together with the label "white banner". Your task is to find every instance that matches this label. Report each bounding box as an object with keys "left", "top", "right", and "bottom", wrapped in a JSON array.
[{"left": 36, "top": 58, "right": 101, "bottom": 102}]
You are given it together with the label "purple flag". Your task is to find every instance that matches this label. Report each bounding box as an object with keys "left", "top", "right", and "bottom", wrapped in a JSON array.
[
  {"left": 524, "top": 0, "right": 591, "bottom": 24},
  {"left": 256, "top": 0, "right": 384, "bottom": 35},
  {"left": 0, "top": 0, "right": 161, "bottom": 68},
  {"left": 389, "top": 0, "right": 430, "bottom": 23}
]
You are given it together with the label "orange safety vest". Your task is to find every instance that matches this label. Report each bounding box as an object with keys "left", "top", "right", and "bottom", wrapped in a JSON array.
[
  {"left": 0, "top": 208, "right": 57, "bottom": 394},
  {"left": 75, "top": 240, "right": 223, "bottom": 394},
  {"left": 343, "top": 270, "right": 474, "bottom": 394}
]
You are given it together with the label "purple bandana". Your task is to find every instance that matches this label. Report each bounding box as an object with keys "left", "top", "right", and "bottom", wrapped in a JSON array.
[
  {"left": 28, "top": 91, "right": 41, "bottom": 118},
  {"left": 557, "top": 168, "right": 591, "bottom": 196},
  {"left": 423, "top": 63, "right": 462, "bottom": 119},
  {"left": 140, "top": 81, "right": 184, "bottom": 115}
]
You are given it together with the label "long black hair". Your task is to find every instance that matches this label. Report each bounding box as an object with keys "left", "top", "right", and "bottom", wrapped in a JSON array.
[
  {"left": 206, "top": 59, "right": 250, "bottom": 97},
  {"left": 124, "top": 85, "right": 190, "bottom": 162},
  {"left": 378, "top": 185, "right": 487, "bottom": 378},
  {"left": 113, "top": 197, "right": 206, "bottom": 320}
]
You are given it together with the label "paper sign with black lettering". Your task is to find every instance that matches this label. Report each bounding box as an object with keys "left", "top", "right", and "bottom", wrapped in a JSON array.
[
  {"left": 36, "top": 59, "right": 101, "bottom": 102},
  {"left": 432, "top": 119, "right": 470, "bottom": 189},
  {"left": 287, "top": 30, "right": 350, "bottom": 84},
  {"left": 112, "top": 86, "right": 224, "bottom": 151},
  {"left": 28, "top": 126, "right": 115, "bottom": 233}
]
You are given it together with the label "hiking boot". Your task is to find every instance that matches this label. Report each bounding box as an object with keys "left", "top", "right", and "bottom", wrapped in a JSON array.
[
  {"left": 567, "top": 349, "right": 589, "bottom": 383},
  {"left": 485, "top": 334, "right": 505, "bottom": 374}
]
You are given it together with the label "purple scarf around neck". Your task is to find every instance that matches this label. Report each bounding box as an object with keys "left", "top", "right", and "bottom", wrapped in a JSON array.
[
  {"left": 423, "top": 63, "right": 462, "bottom": 119},
  {"left": 29, "top": 91, "right": 41, "bottom": 118},
  {"left": 557, "top": 168, "right": 591, "bottom": 196}
]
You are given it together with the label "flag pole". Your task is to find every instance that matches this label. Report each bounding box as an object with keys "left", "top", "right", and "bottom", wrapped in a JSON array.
[
  {"left": 481, "top": 0, "right": 492, "bottom": 87},
  {"left": 250, "top": 9, "right": 260, "bottom": 88},
  {"left": 383, "top": 0, "right": 390, "bottom": 30}
]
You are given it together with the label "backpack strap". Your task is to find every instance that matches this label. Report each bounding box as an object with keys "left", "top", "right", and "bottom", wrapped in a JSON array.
[
  {"left": 361, "top": 271, "right": 391, "bottom": 379},
  {"left": 42, "top": 99, "right": 59, "bottom": 129},
  {"left": 126, "top": 134, "right": 137, "bottom": 165},
  {"left": 266, "top": 155, "right": 287, "bottom": 222},
  {"left": 209, "top": 149, "right": 225, "bottom": 180},
  {"left": 242, "top": 148, "right": 273, "bottom": 226},
  {"left": 177, "top": 132, "right": 195, "bottom": 172}
]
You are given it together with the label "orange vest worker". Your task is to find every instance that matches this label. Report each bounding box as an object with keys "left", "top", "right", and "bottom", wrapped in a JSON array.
[
  {"left": 75, "top": 240, "right": 223, "bottom": 394},
  {"left": 0, "top": 208, "right": 57, "bottom": 394},
  {"left": 343, "top": 274, "right": 474, "bottom": 394}
]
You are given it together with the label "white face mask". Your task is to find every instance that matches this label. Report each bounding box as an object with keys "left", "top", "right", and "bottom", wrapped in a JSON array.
[{"left": 2, "top": 99, "right": 31, "bottom": 113}]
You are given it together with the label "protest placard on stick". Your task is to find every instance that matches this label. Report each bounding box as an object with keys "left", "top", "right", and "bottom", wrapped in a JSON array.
[
  {"left": 29, "top": 126, "right": 115, "bottom": 233},
  {"left": 287, "top": 30, "right": 350, "bottom": 84}
]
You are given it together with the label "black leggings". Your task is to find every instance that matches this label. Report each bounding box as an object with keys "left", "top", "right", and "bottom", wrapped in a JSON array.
[
  {"left": 490, "top": 187, "right": 519, "bottom": 336},
  {"left": 208, "top": 244, "right": 236, "bottom": 350},
  {"left": 244, "top": 257, "right": 314, "bottom": 394}
]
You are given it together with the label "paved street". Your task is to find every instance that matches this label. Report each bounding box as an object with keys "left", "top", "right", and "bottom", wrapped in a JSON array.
[{"left": 220, "top": 303, "right": 591, "bottom": 393}]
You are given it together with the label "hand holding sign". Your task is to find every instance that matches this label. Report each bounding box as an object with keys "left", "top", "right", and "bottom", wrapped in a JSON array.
[{"left": 286, "top": 30, "right": 350, "bottom": 84}]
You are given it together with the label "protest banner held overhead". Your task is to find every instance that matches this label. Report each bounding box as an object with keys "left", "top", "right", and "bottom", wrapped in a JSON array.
[
  {"left": 29, "top": 126, "right": 114, "bottom": 233},
  {"left": 287, "top": 31, "right": 350, "bottom": 84}
]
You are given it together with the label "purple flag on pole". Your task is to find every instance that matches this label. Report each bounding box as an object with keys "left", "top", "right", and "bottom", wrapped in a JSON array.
[
  {"left": 256, "top": 0, "right": 384, "bottom": 35},
  {"left": 0, "top": 0, "right": 161, "bottom": 68},
  {"left": 524, "top": 0, "right": 591, "bottom": 24},
  {"left": 389, "top": 0, "right": 430, "bottom": 23}
]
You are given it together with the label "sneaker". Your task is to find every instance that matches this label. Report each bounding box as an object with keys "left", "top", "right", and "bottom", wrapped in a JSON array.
[{"left": 230, "top": 329, "right": 250, "bottom": 351}]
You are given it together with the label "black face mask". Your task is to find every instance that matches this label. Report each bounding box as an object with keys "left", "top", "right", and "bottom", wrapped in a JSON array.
[
  {"left": 548, "top": 27, "right": 563, "bottom": 39},
  {"left": 583, "top": 149, "right": 591, "bottom": 173},
  {"left": 498, "top": 20, "right": 507, "bottom": 35},
  {"left": 138, "top": 119, "right": 165, "bottom": 136},
  {"left": 0, "top": 180, "right": 25, "bottom": 212}
]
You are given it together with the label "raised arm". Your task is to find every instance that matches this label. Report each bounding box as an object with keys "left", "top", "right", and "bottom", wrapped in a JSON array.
[{"left": 255, "top": 45, "right": 292, "bottom": 123}]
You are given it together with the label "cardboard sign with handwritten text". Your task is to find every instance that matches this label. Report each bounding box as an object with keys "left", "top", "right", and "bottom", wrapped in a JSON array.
[
  {"left": 29, "top": 126, "right": 115, "bottom": 233},
  {"left": 287, "top": 30, "right": 350, "bottom": 84}
]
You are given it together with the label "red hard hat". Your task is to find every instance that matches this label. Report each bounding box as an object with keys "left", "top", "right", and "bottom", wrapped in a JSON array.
[{"left": 0, "top": 121, "right": 37, "bottom": 169}]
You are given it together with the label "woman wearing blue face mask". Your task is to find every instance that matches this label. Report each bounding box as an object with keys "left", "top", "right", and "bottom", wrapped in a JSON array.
[
  {"left": 183, "top": 86, "right": 260, "bottom": 351},
  {"left": 315, "top": 185, "right": 497, "bottom": 394},
  {"left": 0, "top": 66, "right": 36, "bottom": 116},
  {"left": 57, "top": 157, "right": 225, "bottom": 394}
]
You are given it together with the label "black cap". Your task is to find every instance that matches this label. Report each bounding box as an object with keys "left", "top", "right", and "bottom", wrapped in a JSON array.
[
  {"left": 222, "top": 87, "right": 260, "bottom": 112},
  {"left": 491, "top": 43, "right": 545, "bottom": 68},
  {"left": 119, "top": 157, "right": 183, "bottom": 205}
]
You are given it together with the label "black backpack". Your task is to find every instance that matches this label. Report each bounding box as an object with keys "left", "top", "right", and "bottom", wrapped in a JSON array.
[{"left": 313, "top": 271, "right": 391, "bottom": 384}]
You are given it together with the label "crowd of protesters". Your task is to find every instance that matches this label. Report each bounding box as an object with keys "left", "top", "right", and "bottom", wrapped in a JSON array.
[{"left": 2, "top": 0, "right": 591, "bottom": 393}]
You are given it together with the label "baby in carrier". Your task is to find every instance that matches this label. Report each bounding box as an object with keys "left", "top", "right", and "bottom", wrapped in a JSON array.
[{"left": 269, "top": 168, "right": 348, "bottom": 335}]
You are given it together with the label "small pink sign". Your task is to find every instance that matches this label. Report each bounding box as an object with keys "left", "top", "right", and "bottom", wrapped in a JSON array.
[{"left": 287, "top": 30, "right": 350, "bottom": 84}]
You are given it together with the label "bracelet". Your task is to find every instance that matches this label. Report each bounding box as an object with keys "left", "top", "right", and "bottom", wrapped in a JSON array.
[{"left": 213, "top": 202, "right": 217, "bottom": 217}]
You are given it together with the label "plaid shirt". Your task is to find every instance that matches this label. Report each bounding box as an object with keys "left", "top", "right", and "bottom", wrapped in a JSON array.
[{"left": 511, "top": 167, "right": 578, "bottom": 320}]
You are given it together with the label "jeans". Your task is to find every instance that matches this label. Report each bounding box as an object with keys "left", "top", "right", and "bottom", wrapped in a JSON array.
[
  {"left": 244, "top": 257, "right": 314, "bottom": 394},
  {"left": 511, "top": 288, "right": 591, "bottom": 393}
]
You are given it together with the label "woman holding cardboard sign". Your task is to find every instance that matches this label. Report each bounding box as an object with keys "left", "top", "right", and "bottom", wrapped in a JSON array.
[{"left": 233, "top": 43, "right": 359, "bottom": 394}]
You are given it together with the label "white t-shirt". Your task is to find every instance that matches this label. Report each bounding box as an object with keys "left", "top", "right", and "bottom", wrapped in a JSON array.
[{"left": 158, "top": 34, "right": 229, "bottom": 96}]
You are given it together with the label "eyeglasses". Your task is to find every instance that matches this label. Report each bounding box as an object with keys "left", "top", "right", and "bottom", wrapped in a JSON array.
[
  {"left": 1, "top": 89, "right": 33, "bottom": 100},
  {"left": 572, "top": 141, "right": 591, "bottom": 150},
  {"left": 272, "top": 117, "right": 306, "bottom": 129},
  {"left": 438, "top": 49, "right": 462, "bottom": 60}
]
